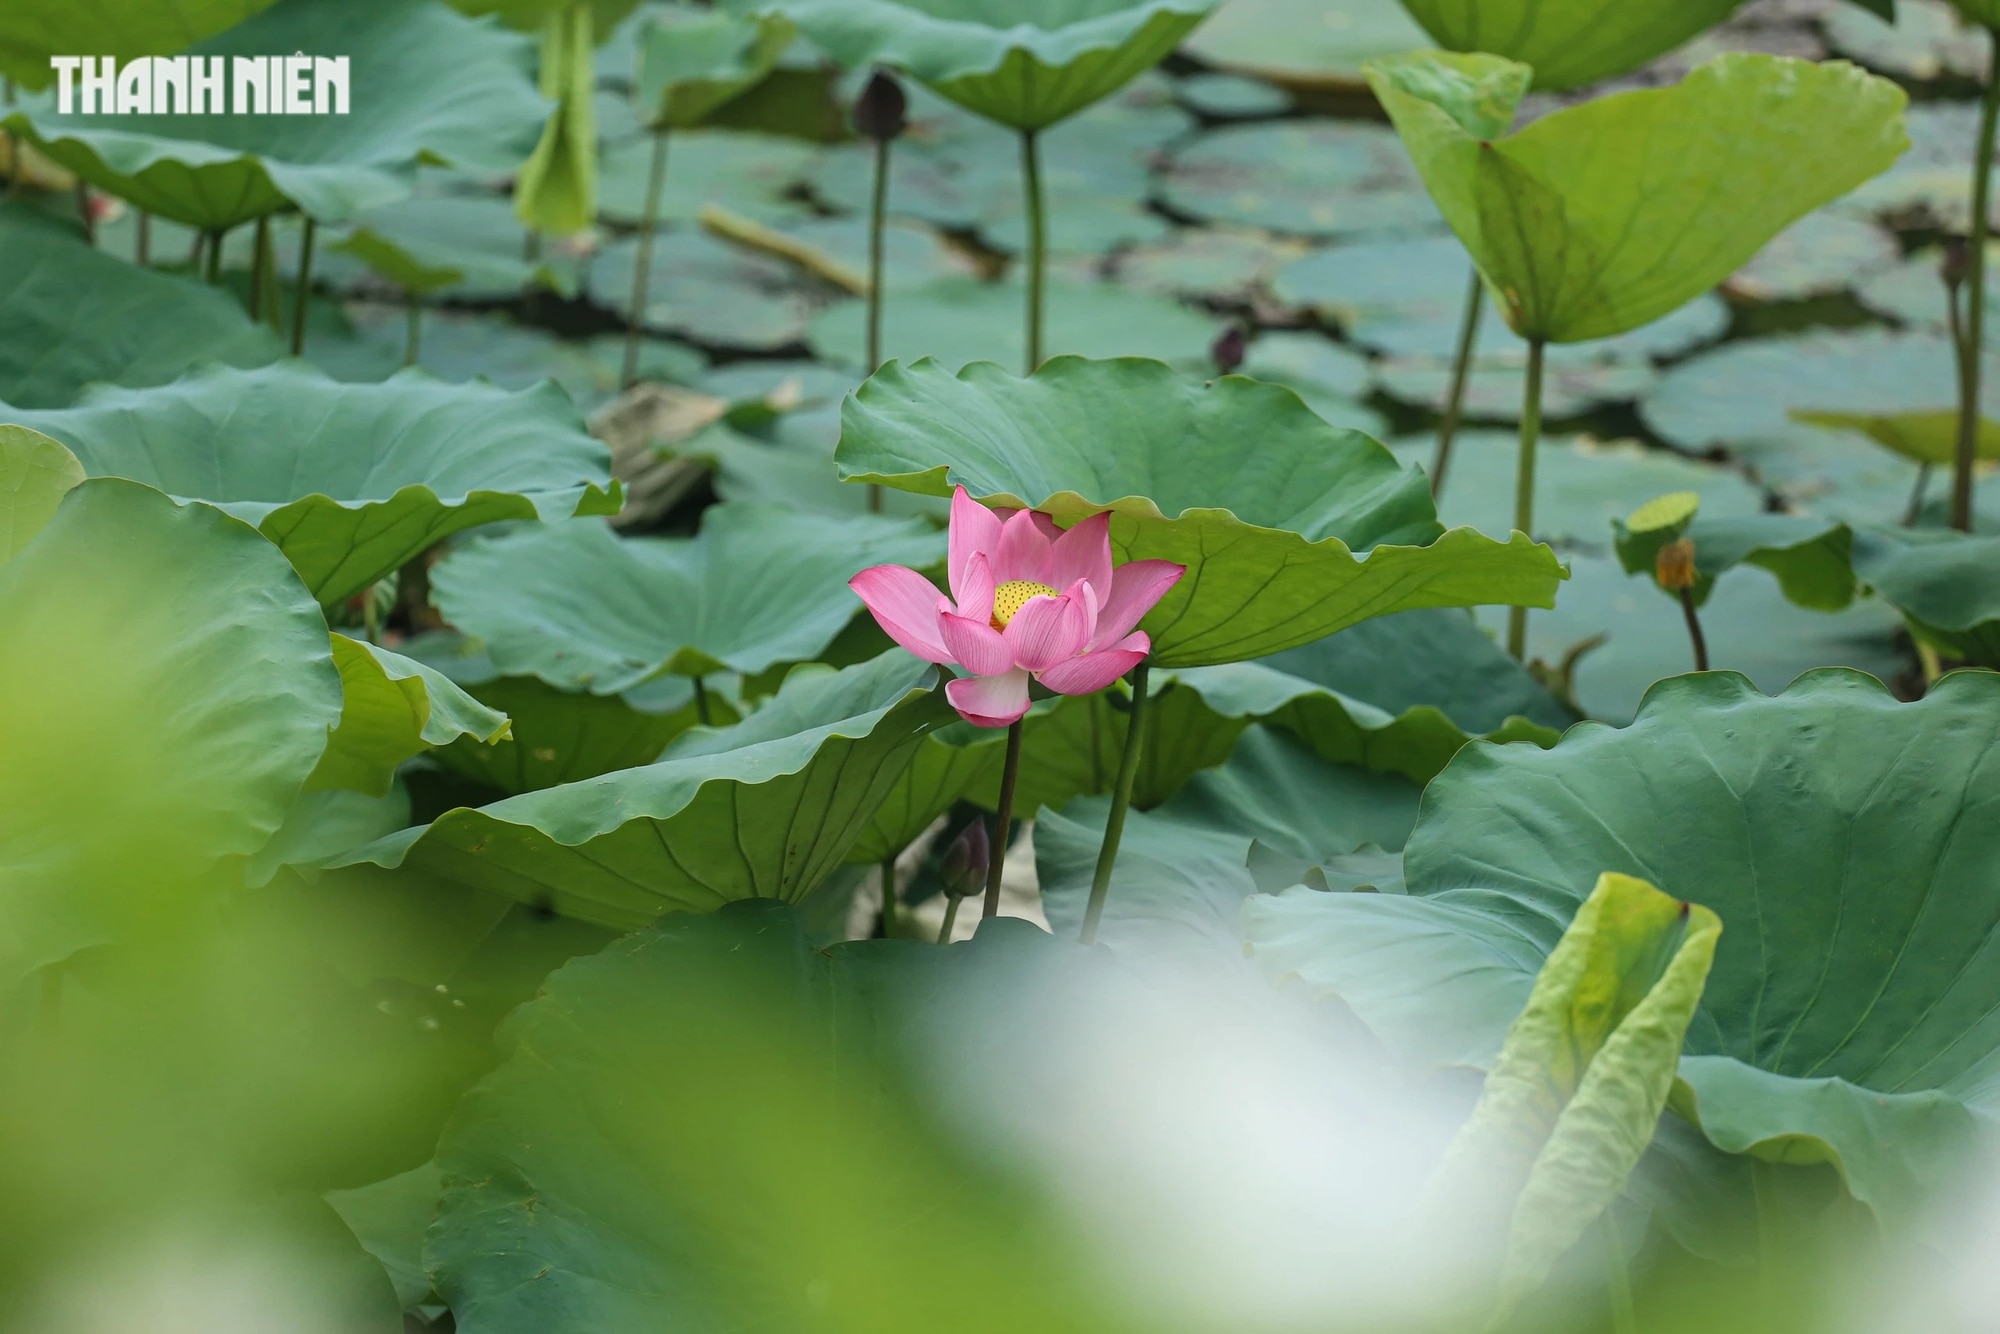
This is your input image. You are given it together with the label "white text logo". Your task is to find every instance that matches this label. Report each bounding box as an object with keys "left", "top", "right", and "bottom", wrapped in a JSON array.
[{"left": 49, "top": 55, "right": 350, "bottom": 115}]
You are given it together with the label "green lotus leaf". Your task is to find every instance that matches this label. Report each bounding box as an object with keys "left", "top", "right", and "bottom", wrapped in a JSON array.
[
  {"left": 448, "top": 0, "right": 644, "bottom": 32},
  {"left": 308, "top": 635, "right": 511, "bottom": 798},
  {"left": 836, "top": 356, "right": 1567, "bottom": 667},
  {"left": 637, "top": 4, "right": 795, "bottom": 129},
  {"left": 1790, "top": 408, "right": 2000, "bottom": 467},
  {"left": 0, "top": 0, "right": 278, "bottom": 90},
  {"left": 14, "top": 362, "right": 619, "bottom": 606},
  {"left": 1263, "top": 669, "right": 2000, "bottom": 1225},
  {"left": 0, "top": 203, "right": 281, "bottom": 410},
  {"left": 1181, "top": 0, "right": 1431, "bottom": 95},
  {"left": 1849, "top": 527, "right": 2000, "bottom": 664},
  {"left": 327, "top": 651, "right": 953, "bottom": 929},
  {"left": 430, "top": 504, "right": 941, "bottom": 692},
  {"left": 752, "top": 0, "right": 1218, "bottom": 130},
  {"left": 0, "top": 478, "right": 342, "bottom": 987},
  {"left": 0, "top": 424, "right": 84, "bottom": 565},
  {"left": 1037, "top": 725, "right": 1422, "bottom": 949},
  {"left": 1368, "top": 52, "right": 1910, "bottom": 343},
  {"left": 1155, "top": 119, "right": 1439, "bottom": 240},
  {"left": 4, "top": 0, "right": 549, "bottom": 231},
  {"left": 325, "top": 1160, "right": 445, "bottom": 1314},
  {"left": 1611, "top": 511, "right": 1858, "bottom": 616},
  {"left": 396, "top": 630, "right": 738, "bottom": 794},
  {"left": 1434, "top": 871, "right": 1720, "bottom": 1313},
  {"left": 326, "top": 196, "right": 571, "bottom": 299},
  {"left": 515, "top": 1, "right": 597, "bottom": 234},
  {"left": 1397, "top": 0, "right": 1745, "bottom": 91},
  {"left": 424, "top": 900, "right": 1124, "bottom": 1330},
  {"left": 246, "top": 784, "right": 415, "bottom": 889}
]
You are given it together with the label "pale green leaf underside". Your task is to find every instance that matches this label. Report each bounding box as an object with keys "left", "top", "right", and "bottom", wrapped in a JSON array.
[
  {"left": 1370, "top": 52, "right": 1909, "bottom": 343},
  {"left": 751, "top": 0, "right": 1216, "bottom": 128},
  {"left": 0, "top": 479, "right": 340, "bottom": 986},
  {"left": 0, "top": 424, "right": 84, "bottom": 565},
  {"left": 837, "top": 356, "right": 1566, "bottom": 666},
  {"left": 5, "top": 0, "right": 549, "bottom": 229},
  {"left": 1399, "top": 0, "right": 1745, "bottom": 91},
  {"left": 327, "top": 653, "right": 952, "bottom": 930},
  {"left": 14, "top": 362, "right": 619, "bottom": 606},
  {"left": 308, "top": 635, "right": 512, "bottom": 798},
  {"left": 430, "top": 504, "right": 942, "bottom": 691}
]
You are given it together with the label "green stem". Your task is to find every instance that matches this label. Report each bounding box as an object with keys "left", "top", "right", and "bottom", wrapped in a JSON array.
[
  {"left": 692, "top": 674, "right": 712, "bottom": 726},
  {"left": 1080, "top": 662, "right": 1151, "bottom": 945},
  {"left": 136, "top": 211, "right": 150, "bottom": 266},
  {"left": 291, "top": 218, "right": 316, "bottom": 357},
  {"left": 203, "top": 228, "right": 224, "bottom": 285},
  {"left": 248, "top": 215, "right": 270, "bottom": 320},
  {"left": 1431, "top": 269, "right": 1484, "bottom": 498},
  {"left": 879, "top": 855, "right": 898, "bottom": 937},
  {"left": 1678, "top": 587, "right": 1709, "bottom": 672},
  {"left": 1506, "top": 339, "right": 1546, "bottom": 661},
  {"left": 982, "top": 720, "right": 1025, "bottom": 920},
  {"left": 867, "top": 134, "right": 892, "bottom": 514},
  {"left": 1954, "top": 32, "right": 2000, "bottom": 533},
  {"left": 404, "top": 291, "right": 422, "bottom": 368},
  {"left": 1601, "top": 1210, "right": 1640, "bottom": 1334},
  {"left": 622, "top": 126, "right": 670, "bottom": 391},
  {"left": 937, "top": 891, "right": 963, "bottom": 944},
  {"left": 1020, "top": 127, "right": 1046, "bottom": 376},
  {"left": 1905, "top": 461, "right": 1934, "bottom": 527}
]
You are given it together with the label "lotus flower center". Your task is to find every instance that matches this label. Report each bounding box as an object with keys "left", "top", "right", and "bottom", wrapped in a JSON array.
[{"left": 991, "top": 580, "right": 1058, "bottom": 629}]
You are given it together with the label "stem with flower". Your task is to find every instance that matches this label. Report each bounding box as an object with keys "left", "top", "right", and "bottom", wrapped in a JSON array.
[{"left": 850, "top": 488, "right": 1184, "bottom": 935}]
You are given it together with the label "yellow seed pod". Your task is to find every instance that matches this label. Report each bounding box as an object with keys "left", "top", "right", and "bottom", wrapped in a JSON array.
[{"left": 1655, "top": 537, "right": 1698, "bottom": 592}]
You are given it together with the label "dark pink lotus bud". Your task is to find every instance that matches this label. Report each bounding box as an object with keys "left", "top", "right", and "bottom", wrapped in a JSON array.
[
  {"left": 854, "top": 69, "right": 907, "bottom": 143},
  {"left": 1211, "top": 325, "right": 1246, "bottom": 375},
  {"left": 1944, "top": 237, "right": 1971, "bottom": 291},
  {"left": 939, "top": 818, "right": 990, "bottom": 901}
]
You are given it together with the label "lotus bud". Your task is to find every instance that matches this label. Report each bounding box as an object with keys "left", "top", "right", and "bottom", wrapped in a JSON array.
[
  {"left": 854, "top": 69, "right": 908, "bottom": 143},
  {"left": 1211, "top": 325, "right": 1246, "bottom": 375},
  {"left": 1944, "top": 237, "right": 1971, "bottom": 291},
  {"left": 1655, "top": 537, "right": 1698, "bottom": 593},
  {"left": 939, "top": 818, "right": 990, "bottom": 902}
]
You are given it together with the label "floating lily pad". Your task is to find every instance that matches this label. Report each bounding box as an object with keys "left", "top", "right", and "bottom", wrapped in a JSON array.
[
  {"left": 1392, "top": 434, "right": 1766, "bottom": 549},
  {"left": 634, "top": 4, "right": 795, "bottom": 130},
  {"left": 809, "top": 276, "right": 1220, "bottom": 371},
  {"left": 0, "top": 204, "right": 281, "bottom": 410},
  {"left": 6, "top": 0, "right": 549, "bottom": 230},
  {"left": 1836, "top": 100, "right": 2000, "bottom": 230},
  {"left": 1235, "top": 333, "right": 1387, "bottom": 436},
  {"left": 308, "top": 635, "right": 512, "bottom": 798},
  {"left": 1181, "top": 0, "right": 1432, "bottom": 94},
  {"left": 16, "top": 362, "right": 619, "bottom": 605},
  {"left": 1173, "top": 71, "right": 1292, "bottom": 118},
  {"left": 1397, "top": 0, "right": 1742, "bottom": 91},
  {"left": 1473, "top": 553, "right": 1906, "bottom": 723},
  {"left": 1346, "top": 670, "right": 2000, "bottom": 1224},
  {"left": 764, "top": 0, "right": 1217, "bottom": 130},
  {"left": 597, "top": 227, "right": 825, "bottom": 350},
  {"left": 1857, "top": 243, "right": 2000, "bottom": 330},
  {"left": 328, "top": 651, "right": 952, "bottom": 928},
  {"left": 1157, "top": 119, "right": 1439, "bottom": 239},
  {"left": 1118, "top": 227, "right": 1307, "bottom": 301},
  {"left": 430, "top": 504, "right": 942, "bottom": 691},
  {"left": 1376, "top": 359, "right": 1657, "bottom": 420},
  {"left": 683, "top": 420, "right": 953, "bottom": 519},
  {"left": 1371, "top": 52, "right": 1909, "bottom": 343},
  {"left": 328, "top": 195, "right": 570, "bottom": 299},
  {"left": 838, "top": 356, "right": 1566, "bottom": 666},
  {"left": 1728, "top": 210, "right": 1901, "bottom": 302},
  {"left": 1825, "top": 0, "right": 1989, "bottom": 81},
  {"left": 597, "top": 127, "right": 819, "bottom": 226},
  {"left": 0, "top": 478, "right": 342, "bottom": 987}
]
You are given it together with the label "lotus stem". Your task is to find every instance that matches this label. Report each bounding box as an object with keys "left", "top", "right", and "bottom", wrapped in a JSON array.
[
  {"left": 1020, "top": 127, "right": 1046, "bottom": 375},
  {"left": 866, "top": 133, "right": 892, "bottom": 514},
  {"left": 1954, "top": 33, "right": 2000, "bottom": 532},
  {"left": 982, "top": 719, "right": 1025, "bottom": 920},
  {"left": 203, "top": 228, "right": 225, "bottom": 285},
  {"left": 248, "top": 215, "right": 270, "bottom": 320},
  {"left": 291, "top": 218, "right": 316, "bottom": 357},
  {"left": 879, "top": 854, "right": 898, "bottom": 937},
  {"left": 937, "top": 890, "right": 963, "bottom": 944},
  {"left": 1080, "top": 661, "right": 1151, "bottom": 945},
  {"left": 1506, "top": 339, "right": 1547, "bottom": 661},
  {"left": 1432, "top": 268, "right": 1484, "bottom": 498},
  {"left": 1905, "top": 462, "right": 1933, "bottom": 527},
  {"left": 136, "top": 211, "right": 150, "bottom": 266},
  {"left": 692, "top": 674, "right": 712, "bottom": 726},
  {"left": 1678, "top": 587, "right": 1709, "bottom": 672},
  {"left": 404, "top": 291, "right": 422, "bottom": 368},
  {"left": 622, "top": 126, "right": 671, "bottom": 391}
]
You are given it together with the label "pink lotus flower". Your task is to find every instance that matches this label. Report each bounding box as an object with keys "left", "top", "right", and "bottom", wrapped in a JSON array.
[{"left": 851, "top": 488, "right": 1185, "bottom": 727}]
